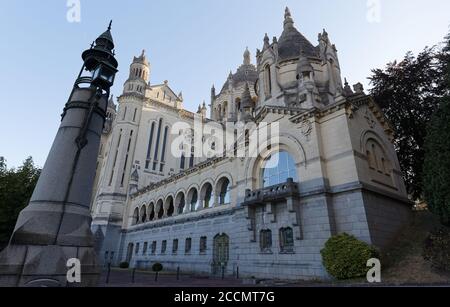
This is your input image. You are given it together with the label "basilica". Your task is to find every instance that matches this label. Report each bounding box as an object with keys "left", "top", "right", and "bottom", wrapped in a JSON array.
[{"left": 90, "top": 8, "right": 412, "bottom": 280}]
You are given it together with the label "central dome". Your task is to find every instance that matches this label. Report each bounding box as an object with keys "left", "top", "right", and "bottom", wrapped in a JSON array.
[{"left": 220, "top": 50, "right": 258, "bottom": 94}]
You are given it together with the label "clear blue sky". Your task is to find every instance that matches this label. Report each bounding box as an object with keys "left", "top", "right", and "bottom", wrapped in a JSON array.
[{"left": 0, "top": 0, "right": 449, "bottom": 168}]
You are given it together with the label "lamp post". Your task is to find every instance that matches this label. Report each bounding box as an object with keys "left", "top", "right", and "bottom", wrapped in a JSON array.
[{"left": 0, "top": 22, "right": 118, "bottom": 287}]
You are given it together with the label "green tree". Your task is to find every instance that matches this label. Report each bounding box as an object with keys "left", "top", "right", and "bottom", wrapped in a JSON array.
[
  {"left": 423, "top": 96, "right": 450, "bottom": 226},
  {"left": 369, "top": 38, "right": 449, "bottom": 200},
  {"left": 437, "top": 32, "right": 450, "bottom": 94},
  {"left": 0, "top": 157, "right": 41, "bottom": 249}
]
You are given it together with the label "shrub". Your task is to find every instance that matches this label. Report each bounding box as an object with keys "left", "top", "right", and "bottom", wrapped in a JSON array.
[
  {"left": 119, "top": 262, "right": 129, "bottom": 269},
  {"left": 152, "top": 262, "right": 163, "bottom": 272},
  {"left": 321, "top": 233, "right": 379, "bottom": 280},
  {"left": 423, "top": 227, "right": 450, "bottom": 271}
]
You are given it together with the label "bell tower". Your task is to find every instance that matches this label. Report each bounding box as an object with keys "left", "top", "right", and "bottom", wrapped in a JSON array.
[
  {"left": 91, "top": 51, "right": 149, "bottom": 266},
  {"left": 124, "top": 50, "right": 150, "bottom": 95}
]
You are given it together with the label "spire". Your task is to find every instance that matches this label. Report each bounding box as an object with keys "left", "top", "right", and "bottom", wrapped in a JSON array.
[
  {"left": 243, "top": 47, "right": 251, "bottom": 65},
  {"left": 284, "top": 7, "right": 294, "bottom": 30},
  {"left": 211, "top": 84, "right": 216, "bottom": 100},
  {"left": 97, "top": 20, "right": 114, "bottom": 48},
  {"left": 319, "top": 28, "right": 329, "bottom": 43},
  {"left": 343, "top": 78, "right": 354, "bottom": 96},
  {"left": 263, "top": 33, "right": 270, "bottom": 48}
]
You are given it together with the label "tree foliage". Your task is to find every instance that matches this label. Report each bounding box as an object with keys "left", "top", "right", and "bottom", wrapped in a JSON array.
[
  {"left": 0, "top": 157, "right": 40, "bottom": 249},
  {"left": 369, "top": 34, "right": 450, "bottom": 200},
  {"left": 422, "top": 96, "right": 450, "bottom": 226}
]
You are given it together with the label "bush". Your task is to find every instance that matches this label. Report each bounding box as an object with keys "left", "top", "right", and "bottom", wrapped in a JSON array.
[
  {"left": 321, "top": 233, "right": 379, "bottom": 280},
  {"left": 152, "top": 262, "right": 163, "bottom": 272},
  {"left": 423, "top": 96, "right": 450, "bottom": 226},
  {"left": 423, "top": 227, "right": 450, "bottom": 271},
  {"left": 119, "top": 262, "right": 129, "bottom": 269}
]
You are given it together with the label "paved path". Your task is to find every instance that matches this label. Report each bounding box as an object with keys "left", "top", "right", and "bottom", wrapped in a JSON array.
[{"left": 98, "top": 269, "right": 247, "bottom": 287}]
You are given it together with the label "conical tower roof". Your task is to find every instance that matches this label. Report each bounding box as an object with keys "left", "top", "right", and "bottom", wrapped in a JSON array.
[{"left": 277, "top": 7, "right": 318, "bottom": 61}]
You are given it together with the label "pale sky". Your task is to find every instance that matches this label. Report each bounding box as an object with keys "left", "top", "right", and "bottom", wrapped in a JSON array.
[{"left": 0, "top": 0, "right": 449, "bottom": 168}]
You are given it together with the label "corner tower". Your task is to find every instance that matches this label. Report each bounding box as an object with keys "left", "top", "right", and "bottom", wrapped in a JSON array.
[
  {"left": 256, "top": 7, "right": 345, "bottom": 110},
  {"left": 91, "top": 51, "right": 150, "bottom": 265},
  {"left": 124, "top": 50, "right": 150, "bottom": 95}
]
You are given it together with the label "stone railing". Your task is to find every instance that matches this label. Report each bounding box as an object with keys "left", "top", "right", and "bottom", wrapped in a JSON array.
[{"left": 243, "top": 178, "right": 299, "bottom": 206}]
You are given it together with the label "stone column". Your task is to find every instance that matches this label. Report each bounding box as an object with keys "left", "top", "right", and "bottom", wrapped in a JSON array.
[{"left": 0, "top": 87, "right": 108, "bottom": 287}]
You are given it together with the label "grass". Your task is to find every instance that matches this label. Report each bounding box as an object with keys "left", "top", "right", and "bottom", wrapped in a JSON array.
[{"left": 379, "top": 210, "right": 450, "bottom": 285}]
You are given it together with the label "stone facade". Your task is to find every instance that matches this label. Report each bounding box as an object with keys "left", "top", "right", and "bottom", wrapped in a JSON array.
[{"left": 91, "top": 8, "right": 412, "bottom": 280}]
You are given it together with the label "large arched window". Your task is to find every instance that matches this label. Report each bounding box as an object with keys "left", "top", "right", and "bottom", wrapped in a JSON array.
[
  {"left": 262, "top": 151, "right": 298, "bottom": 188},
  {"left": 156, "top": 199, "right": 164, "bottom": 219},
  {"left": 201, "top": 183, "right": 213, "bottom": 209},
  {"left": 140, "top": 206, "right": 147, "bottom": 223},
  {"left": 176, "top": 192, "right": 185, "bottom": 214},
  {"left": 217, "top": 177, "right": 231, "bottom": 205},
  {"left": 133, "top": 208, "right": 139, "bottom": 225},
  {"left": 165, "top": 196, "right": 174, "bottom": 217},
  {"left": 188, "top": 188, "right": 199, "bottom": 212},
  {"left": 148, "top": 202, "right": 155, "bottom": 221}
]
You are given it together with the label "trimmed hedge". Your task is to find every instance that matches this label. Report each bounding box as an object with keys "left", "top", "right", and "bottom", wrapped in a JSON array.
[
  {"left": 321, "top": 233, "right": 379, "bottom": 280},
  {"left": 423, "top": 227, "right": 450, "bottom": 271},
  {"left": 119, "top": 262, "right": 129, "bottom": 269},
  {"left": 152, "top": 263, "right": 163, "bottom": 272}
]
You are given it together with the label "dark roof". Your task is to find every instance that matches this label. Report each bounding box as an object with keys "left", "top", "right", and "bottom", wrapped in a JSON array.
[
  {"left": 220, "top": 64, "right": 258, "bottom": 94},
  {"left": 277, "top": 26, "right": 318, "bottom": 61},
  {"left": 98, "top": 30, "right": 113, "bottom": 44},
  {"left": 276, "top": 8, "right": 318, "bottom": 61}
]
